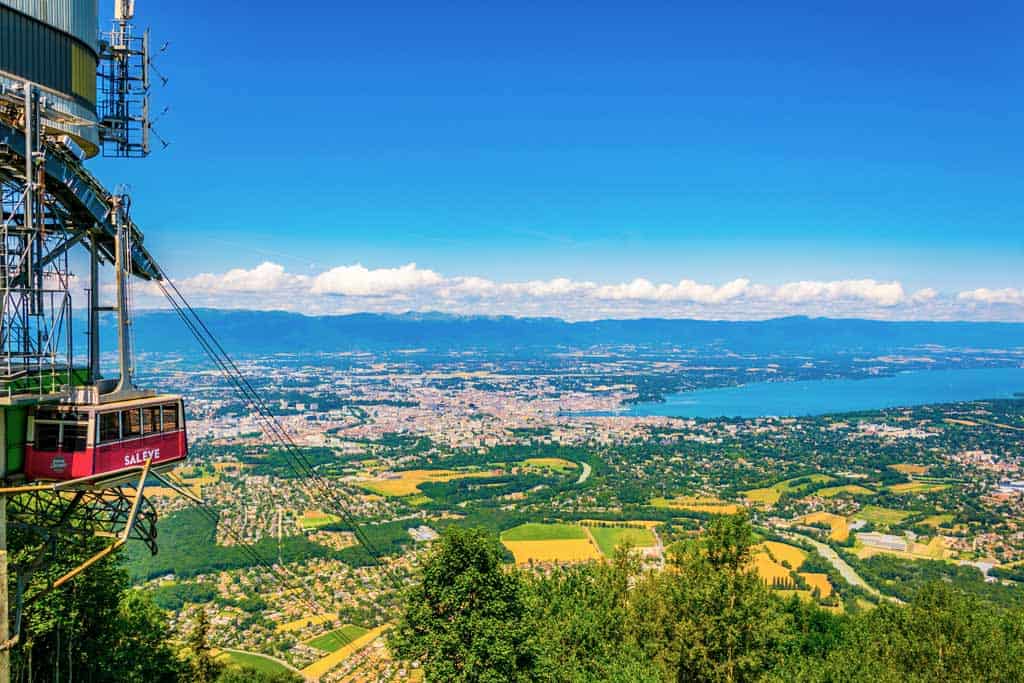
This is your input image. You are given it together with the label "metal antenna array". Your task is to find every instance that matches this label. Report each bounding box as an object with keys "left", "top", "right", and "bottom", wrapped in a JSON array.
[{"left": 97, "top": 1, "right": 170, "bottom": 157}]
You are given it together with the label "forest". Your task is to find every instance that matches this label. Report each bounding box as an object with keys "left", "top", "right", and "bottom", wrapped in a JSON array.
[{"left": 391, "top": 513, "right": 1024, "bottom": 683}]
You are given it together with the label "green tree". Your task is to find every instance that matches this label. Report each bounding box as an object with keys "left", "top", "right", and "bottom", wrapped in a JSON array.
[
  {"left": 110, "top": 591, "right": 182, "bottom": 683},
  {"left": 390, "top": 526, "right": 537, "bottom": 682},
  {"left": 673, "top": 512, "right": 793, "bottom": 683},
  {"left": 529, "top": 548, "right": 661, "bottom": 682},
  {"left": 775, "top": 582, "right": 1024, "bottom": 682},
  {"left": 216, "top": 667, "right": 303, "bottom": 683},
  {"left": 183, "top": 608, "right": 222, "bottom": 683},
  {"left": 9, "top": 530, "right": 184, "bottom": 682}
]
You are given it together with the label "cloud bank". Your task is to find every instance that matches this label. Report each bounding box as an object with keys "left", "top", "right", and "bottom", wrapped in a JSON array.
[{"left": 130, "top": 261, "right": 1024, "bottom": 321}]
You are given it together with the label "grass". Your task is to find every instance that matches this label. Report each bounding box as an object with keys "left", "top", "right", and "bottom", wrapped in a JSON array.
[
  {"left": 921, "top": 513, "right": 955, "bottom": 528},
  {"left": 217, "top": 650, "right": 292, "bottom": 676},
  {"left": 856, "top": 505, "right": 914, "bottom": 526},
  {"left": 888, "top": 482, "right": 950, "bottom": 495},
  {"left": 300, "top": 510, "right": 341, "bottom": 530},
  {"left": 588, "top": 526, "right": 657, "bottom": 556},
  {"left": 744, "top": 475, "right": 834, "bottom": 505},
  {"left": 307, "top": 625, "right": 370, "bottom": 653},
  {"left": 650, "top": 495, "right": 741, "bottom": 515},
  {"left": 500, "top": 523, "right": 587, "bottom": 542},
  {"left": 523, "top": 457, "right": 578, "bottom": 473},
  {"left": 817, "top": 484, "right": 874, "bottom": 498},
  {"left": 799, "top": 511, "right": 850, "bottom": 542}
]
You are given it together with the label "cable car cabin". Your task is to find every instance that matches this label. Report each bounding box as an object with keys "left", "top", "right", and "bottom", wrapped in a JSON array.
[{"left": 25, "top": 395, "right": 188, "bottom": 481}]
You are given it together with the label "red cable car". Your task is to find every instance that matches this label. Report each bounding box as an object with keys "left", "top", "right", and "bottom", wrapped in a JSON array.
[{"left": 25, "top": 395, "right": 188, "bottom": 481}]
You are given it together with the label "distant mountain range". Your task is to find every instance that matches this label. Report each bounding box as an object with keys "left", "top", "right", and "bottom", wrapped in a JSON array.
[{"left": 104, "top": 310, "right": 1024, "bottom": 356}]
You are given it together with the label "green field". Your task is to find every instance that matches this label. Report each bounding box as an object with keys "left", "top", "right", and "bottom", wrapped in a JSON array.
[
  {"left": 307, "top": 625, "right": 370, "bottom": 653},
  {"left": 817, "top": 484, "right": 875, "bottom": 498},
  {"left": 856, "top": 505, "right": 914, "bottom": 526},
  {"left": 745, "top": 474, "right": 834, "bottom": 505},
  {"left": 523, "top": 457, "right": 578, "bottom": 473},
  {"left": 218, "top": 650, "right": 293, "bottom": 676},
  {"left": 500, "top": 523, "right": 587, "bottom": 541},
  {"left": 300, "top": 513, "right": 341, "bottom": 530},
  {"left": 588, "top": 526, "right": 657, "bottom": 556}
]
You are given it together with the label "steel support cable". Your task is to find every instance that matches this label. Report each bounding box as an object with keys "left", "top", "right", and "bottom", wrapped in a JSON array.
[
  {"left": 153, "top": 278, "right": 384, "bottom": 560},
  {"left": 153, "top": 272, "right": 383, "bottom": 560},
  {"left": 155, "top": 284, "right": 381, "bottom": 560},
  {"left": 183, "top": 495, "right": 329, "bottom": 619},
  {"left": 153, "top": 281, "right": 408, "bottom": 646}
]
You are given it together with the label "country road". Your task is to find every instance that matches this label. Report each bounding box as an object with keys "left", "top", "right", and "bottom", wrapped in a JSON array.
[{"left": 780, "top": 530, "right": 901, "bottom": 603}]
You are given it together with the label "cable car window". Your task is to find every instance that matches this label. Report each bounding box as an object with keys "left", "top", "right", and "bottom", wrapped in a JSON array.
[
  {"left": 123, "top": 409, "right": 142, "bottom": 438},
  {"left": 143, "top": 406, "right": 160, "bottom": 434},
  {"left": 62, "top": 424, "right": 87, "bottom": 451},
  {"left": 36, "top": 423, "right": 60, "bottom": 451},
  {"left": 36, "top": 407, "right": 62, "bottom": 422},
  {"left": 161, "top": 403, "right": 179, "bottom": 432},
  {"left": 99, "top": 412, "right": 120, "bottom": 443}
]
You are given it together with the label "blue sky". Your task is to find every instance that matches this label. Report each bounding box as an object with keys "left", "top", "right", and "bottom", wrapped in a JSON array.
[{"left": 93, "top": 1, "right": 1024, "bottom": 319}]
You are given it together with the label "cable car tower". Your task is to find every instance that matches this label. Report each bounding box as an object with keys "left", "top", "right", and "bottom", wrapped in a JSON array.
[{"left": 0, "top": 0, "right": 185, "bottom": 678}]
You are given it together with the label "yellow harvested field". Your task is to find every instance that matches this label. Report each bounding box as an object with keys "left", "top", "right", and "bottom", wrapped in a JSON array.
[
  {"left": 944, "top": 418, "right": 979, "bottom": 427},
  {"left": 358, "top": 469, "right": 498, "bottom": 497},
  {"left": 503, "top": 539, "right": 603, "bottom": 565},
  {"left": 744, "top": 487, "right": 781, "bottom": 505},
  {"left": 800, "top": 511, "right": 850, "bottom": 542},
  {"left": 759, "top": 541, "right": 807, "bottom": 568},
  {"left": 143, "top": 486, "right": 181, "bottom": 498},
  {"left": 799, "top": 572, "right": 833, "bottom": 598},
  {"left": 651, "top": 496, "right": 740, "bottom": 515},
  {"left": 301, "top": 625, "right": 389, "bottom": 680},
  {"left": 276, "top": 614, "right": 335, "bottom": 633},
  {"left": 817, "top": 484, "right": 874, "bottom": 498},
  {"left": 890, "top": 463, "right": 929, "bottom": 475},
  {"left": 751, "top": 553, "right": 791, "bottom": 583}
]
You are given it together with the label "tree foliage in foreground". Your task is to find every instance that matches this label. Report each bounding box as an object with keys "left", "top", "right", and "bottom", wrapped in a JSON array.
[
  {"left": 389, "top": 526, "right": 537, "bottom": 682},
  {"left": 393, "top": 513, "right": 1024, "bottom": 683}
]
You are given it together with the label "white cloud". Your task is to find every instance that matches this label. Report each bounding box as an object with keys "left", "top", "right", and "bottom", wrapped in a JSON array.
[
  {"left": 773, "top": 279, "right": 906, "bottom": 307},
  {"left": 911, "top": 288, "right": 938, "bottom": 302},
  {"left": 128, "top": 259, "right": 1024, "bottom": 321},
  {"left": 181, "top": 262, "right": 308, "bottom": 293},
  {"left": 593, "top": 278, "right": 750, "bottom": 303},
  {"left": 311, "top": 262, "right": 443, "bottom": 297},
  {"left": 957, "top": 288, "right": 1024, "bottom": 305}
]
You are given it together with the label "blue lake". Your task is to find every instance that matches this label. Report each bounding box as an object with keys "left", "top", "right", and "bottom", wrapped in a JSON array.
[{"left": 606, "top": 367, "right": 1024, "bottom": 419}]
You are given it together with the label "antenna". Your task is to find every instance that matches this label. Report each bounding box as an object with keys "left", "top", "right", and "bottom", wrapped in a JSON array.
[
  {"left": 97, "top": 2, "right": 171, "bottom": 157},
  {"left": 114, "top": 0, "right": 136, "bottom": 21}
]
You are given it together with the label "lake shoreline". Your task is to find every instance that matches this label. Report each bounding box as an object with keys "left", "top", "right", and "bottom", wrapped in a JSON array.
[{"left": 570, "top": 367, "right": 1024, "bottom": 419}]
